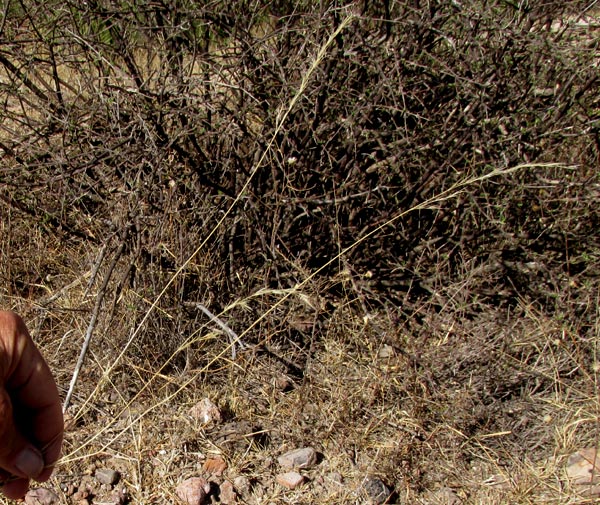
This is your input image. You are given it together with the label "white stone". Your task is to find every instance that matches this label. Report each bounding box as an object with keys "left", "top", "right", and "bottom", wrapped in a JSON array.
[{"left": 233, "top": 475, "right": 251, "bottom": 498}]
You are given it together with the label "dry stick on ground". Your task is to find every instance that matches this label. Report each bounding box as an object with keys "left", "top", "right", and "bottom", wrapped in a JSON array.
[
  {"left": 62, "top": 239, "right": 126, "bottom": 413},
  {"left": 39, "top": 271, "right": 93, "bottom": 306},
  {"left": 84, "top": 243, "right": 108, "bottom": 296},
  {"left": 183, "top": 301, "right": 248, "bottom": 359}
]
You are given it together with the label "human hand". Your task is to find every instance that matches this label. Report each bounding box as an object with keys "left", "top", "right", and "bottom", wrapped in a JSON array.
[{"left": 0, "top": 311, "right": 63, "bottom": 499}]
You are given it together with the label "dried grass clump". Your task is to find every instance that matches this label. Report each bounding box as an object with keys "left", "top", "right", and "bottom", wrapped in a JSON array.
[{"left": 0, "top": 0, "right": 599, "bottom": 503}]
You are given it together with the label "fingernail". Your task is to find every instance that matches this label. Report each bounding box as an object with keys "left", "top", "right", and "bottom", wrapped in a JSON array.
[{"left": 14, "top": 447, "right": 44, "bottom": 478}]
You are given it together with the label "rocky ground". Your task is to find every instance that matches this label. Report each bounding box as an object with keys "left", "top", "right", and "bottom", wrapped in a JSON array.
[{"left": 23, "top": 400, "right": 600, "bottom": 505}]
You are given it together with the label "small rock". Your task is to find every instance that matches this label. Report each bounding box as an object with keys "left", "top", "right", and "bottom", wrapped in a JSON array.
[
  {"left": 95, "top": 468, "right": 121, "bottom": 486},
  {"left": 233, "top": 476, "right": 251, "bottom": 498},
  {"left": 277, "top": 447, "right": 317, "bottom": 469},
  {"left": 219, "top": 480, "right": 236, "bottom": 504},
  {"left": 72, "top": 489, "right": 90, "bottom": 502},
  {"left": 567, "top": 448, "right": 600, "bottom": 485},
  {"left": 378, "top": 345, "right": 394, "bottom": 359},
  {"left": 189, "top": 398, "right": 222, "bottom": 424},
  {"left": 276, "top": 472, "right": 305, "bottom": 490},
  {"left": 72, "top": 478, "right": 97, "bottom": 502},
  {"left": 362, "top": 476, "right": 391, "bottom": 504},
  {"left": 94, "top": 489, "right": 128, "bottom": 505},
  {"left": 24, "top": 488, "right": 60, "bottom": 505},
  {"left": 176, "top": 477, "right": 211, "bottom": 505},
  {"left": 202, "top": 456, "right": 227, "bottom": 476},
  {"left": 566, "top": 448, "right": 600, "bottom": 496}
]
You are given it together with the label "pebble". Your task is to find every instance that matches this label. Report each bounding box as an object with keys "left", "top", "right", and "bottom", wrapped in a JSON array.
[
  {"left": 277, "top": 447, "right": 317, "bottom": 469},
  {"left": 95, "top": 468, "right": 121, "bottom": 486},
  {"left": 219, "top": 480, "right": 236, "bottom": 504},
  {"left": 362, "top": 476, "right": 391, "bottom": 504},
  {"left": 189, "top": 398, "right": 222, "bottom": 424},
  {"left": 202, "top": 456, "right": 227, "bottom": 476},
  {"left": 567, "top": 448, "right": 600, "bottom": 484},
  {"left": 276, "top": 471, "right": 305, "bottom": 489},
  {"left": 378, "top": 345, "right": 394, "bottom": 359},
  {"left": 72, "top": 478, "right": 96, "bottom": 501},
  {"left": 94, "top": 489, "right": 128, "bottom": 505},
  {"left": 566, "top": 447, "right": 600, "bottom": 495},
  {"left": 176, "top": 477, "right": 211, "bottom": 505},
  {"left": 72, "top": 489, "right": 90, "bottom": 502},
  {"left": 24, "top": 488, "right": 60, "bottom": 505},
  {"left": 233, "top": 476, "right": 251, "bottom": 498}
]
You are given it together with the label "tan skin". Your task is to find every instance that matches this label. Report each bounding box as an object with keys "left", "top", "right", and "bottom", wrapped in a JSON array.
[{"left": 0, "top": 311, "right": 63, "bottom": 499}]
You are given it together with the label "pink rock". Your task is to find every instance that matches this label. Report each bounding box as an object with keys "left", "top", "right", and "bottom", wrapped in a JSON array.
[
  {"left": 24, "top": 488, "right": 60, "bottom": 505},
  {"left": 189, "top": 398, "right": 222, "bottom": 424},
  {"left": 176, "top": 477, "right": 211, "bottom": 505},
  {"left": 567, "top": 448, "right": 600, "bottom": 485},
  {"left": 276, "top": 472, "right": 304, "bottom": 489},
  {"left": 219, "top": 480, "right": 236, "bottom": 504},
  {"left": 565, "top": 447, "right": 600, "bottom": 495}
]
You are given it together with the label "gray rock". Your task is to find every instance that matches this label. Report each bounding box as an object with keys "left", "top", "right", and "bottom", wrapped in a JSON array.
[
  {"left": 95, "top": 468, "right": 121, "bottom": 486},
  {"left": 233, "top": 476, "right": 251, "bottom": 498},
  {"left": 362, "top": 476, "right": 391, "bottom": 504},
  {"left": 277, "top": 447, "right": 317, "bottom": 469}
]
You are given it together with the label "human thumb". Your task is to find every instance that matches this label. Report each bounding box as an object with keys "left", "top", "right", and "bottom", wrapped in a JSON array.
[{"left": 0, "top": 388, "right": 44, "bottom": 480}]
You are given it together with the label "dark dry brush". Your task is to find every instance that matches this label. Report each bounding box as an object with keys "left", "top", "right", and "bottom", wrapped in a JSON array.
[{"left": 0, "top": 0, "right": 599, "bottom": 503}]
